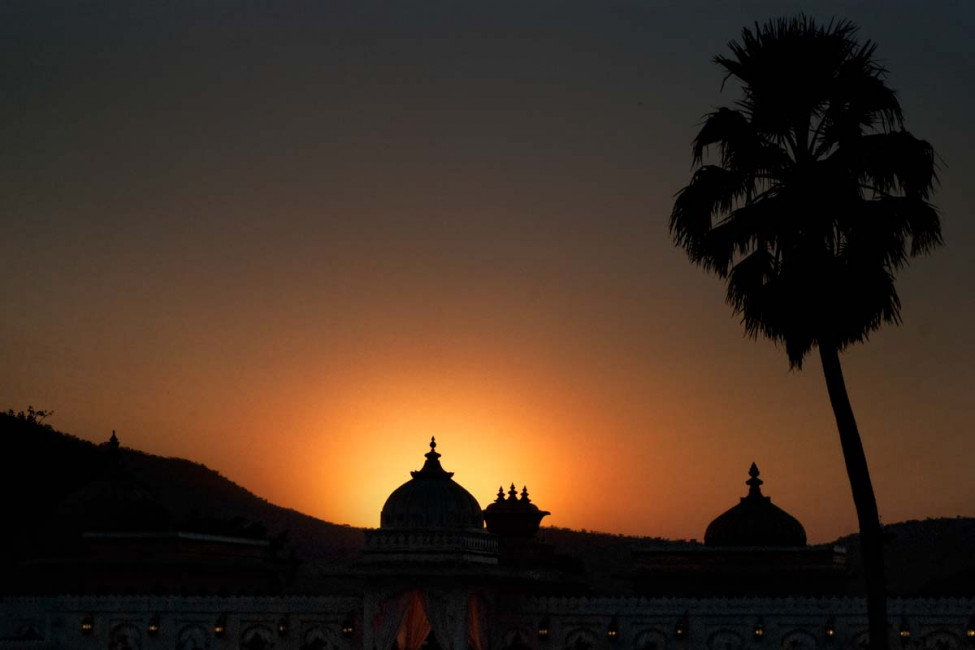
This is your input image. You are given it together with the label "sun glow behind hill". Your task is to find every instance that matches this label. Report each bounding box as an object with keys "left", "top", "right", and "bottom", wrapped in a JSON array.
[
  {"left": 2, "top": 0, "right": 974, "bottom": 545},
  {"left": 303, "top": 362, "right": 597, "bottom": 532},
  {"left": 258, "top": 354, "right": 740, "bottom": 539}
]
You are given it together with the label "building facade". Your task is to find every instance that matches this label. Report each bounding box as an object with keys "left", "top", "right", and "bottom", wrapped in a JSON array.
[{"left": 2, "top": 439, "right": 972, "bottom": 650}]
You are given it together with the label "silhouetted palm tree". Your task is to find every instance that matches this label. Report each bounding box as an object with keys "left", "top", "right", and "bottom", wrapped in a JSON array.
[{"left": 670, "top": 16, "right": 941, "bottom": 650}]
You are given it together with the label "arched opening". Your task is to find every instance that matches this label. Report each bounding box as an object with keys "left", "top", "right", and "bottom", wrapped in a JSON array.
[
  {"left": 374, "top": 591, "right": 488, "bottom": 650},
  {"left": 394, "top": 592, "right": 433, "bottom": 650}
]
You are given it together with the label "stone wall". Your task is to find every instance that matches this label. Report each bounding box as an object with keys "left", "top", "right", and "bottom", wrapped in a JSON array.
[
  {"left": 495, "top": 596, "right": 975, "bottom": 650},
  {"left": 0, "top": 595, "right": 359, "bottom": 650},
  {"left": 1, "top": 595, "right": 972, "bottom": 650}
]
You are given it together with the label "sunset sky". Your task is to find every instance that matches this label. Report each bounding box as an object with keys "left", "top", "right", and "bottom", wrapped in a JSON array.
[{"left": 2, "top": 1, "right": 973, "bottom": 543}]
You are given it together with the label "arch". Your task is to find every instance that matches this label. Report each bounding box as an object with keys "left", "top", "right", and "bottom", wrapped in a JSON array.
[
  {"left": 176, "top": 624, "right": 210, "bottom": 650},
  {"left": 565, "top": 628, "right": 599, "bottom": 650},
  {"left": 109, "top": 623, "right": 142, "bottom": 650},
  {"left": 706, "top": 629, "right": 744, "bottom": 650},
  {"left": 501, "top": 626, "right": 534, "bottom": 650},
  {"left": 848, "top": 630, "right": 869, "bottom": 650},
  {"left": 468, "top": 592, "right": 490, "bottom": 650},
  {"left": 633, "top": 627, "right": 668, "bottom": 650},
  {"left": 921, "top": 630, "right": 960, "bottom": 650},
  {"left": 302, "top": 625, "right": 340, "bottom": 650},
  {"left": 780, "top": 629, "right": 818, "bottom": 650},
  {"left": 241, "top": 624, "right": 276, "bottom": 650}
]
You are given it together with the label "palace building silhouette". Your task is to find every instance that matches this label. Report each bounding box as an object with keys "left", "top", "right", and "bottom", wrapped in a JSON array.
[{"left": 1, "top": 437, "right": 971, "bottom": 649}]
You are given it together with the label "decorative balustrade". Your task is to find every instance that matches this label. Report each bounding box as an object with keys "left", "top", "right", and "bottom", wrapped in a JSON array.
[
  {"left": 2, "top": 594, "right": 973, "bottom": 650},
  {"left": 363, "top": 528, "right": 500, "bottom": 557}
]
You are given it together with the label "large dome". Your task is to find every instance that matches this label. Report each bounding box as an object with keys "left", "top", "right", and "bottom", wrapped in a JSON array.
[
  {"left": 380, "top": 438, "right": 484, "bottom": 531},
  {"left": 704, "top": 463, "right": 807, "bottom": 547}
]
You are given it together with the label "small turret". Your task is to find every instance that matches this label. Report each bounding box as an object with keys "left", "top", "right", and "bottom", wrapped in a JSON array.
[{"left": 483, "top": 483, "right": 549, "bottom": 539}]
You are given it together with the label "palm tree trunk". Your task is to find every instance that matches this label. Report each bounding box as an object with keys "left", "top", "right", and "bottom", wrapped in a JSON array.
[{"left": 819, "top": 342, "right": 888, "bottom": 650}]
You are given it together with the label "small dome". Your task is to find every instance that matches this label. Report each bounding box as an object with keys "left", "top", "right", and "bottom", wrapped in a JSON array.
[
  {"left": 380, "top": 438, "right": 484, "bottom": 531},
  {"left": 704, "top": 463, "right": 806, "bottom": 547},
  {"left": 483, "top": 484, "right": 549, "bottom": 538}
]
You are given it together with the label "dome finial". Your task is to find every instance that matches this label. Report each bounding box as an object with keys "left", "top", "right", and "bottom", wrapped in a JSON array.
[
  {"left": 507, "top": 483, "right": 518, "bottom": 501},
  {"left": 412, "top": 437, "right": 450, "bottom": 477},
  {"left": 520, "top": 486, "right": 531, "bottom": 502},
  {"left": 425, "top": 436, "right": 441, "bottom": 461},
  {"left": 496, "top": 486, "right": 505, "bottom": 503},
  {"left": 746, "top": 462, "right": 764, "bottom": 497}
]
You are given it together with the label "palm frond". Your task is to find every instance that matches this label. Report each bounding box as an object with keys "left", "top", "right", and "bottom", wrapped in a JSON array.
[
  {"left": 847, "top": 132, "right": 938, "bottom": 199},
  {"left": 692, "top": 108, "right": 751, "bottom": 166},
  {"left": 831, "top": 262, "right": 902, "bottom": 344},
  {"left": 671, "top": 166, "right": 747, "bottom": 260},
  {"left": 727, "top": 248, "right": 778, "bottom": 335},
  {"left": 673, "top": 14, "right": 941, "bottom": 369},
  {"left": 816, "top": 74, "right": 902, "bottom": 156},
  {"left": 854, "top": 196, "right": 943, "bottom": 259}
]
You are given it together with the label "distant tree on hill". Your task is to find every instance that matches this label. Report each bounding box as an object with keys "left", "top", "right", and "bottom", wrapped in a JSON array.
[{"left": 4, "top": 405, "right": 54, "bottom": 429}]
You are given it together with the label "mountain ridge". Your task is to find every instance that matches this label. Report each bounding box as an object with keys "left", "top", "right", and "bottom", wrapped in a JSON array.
[{"left": 3, "top": 410, "right": 972, "bottom": 595}]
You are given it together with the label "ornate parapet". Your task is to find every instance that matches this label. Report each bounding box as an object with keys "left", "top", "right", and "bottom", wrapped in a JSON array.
[
  {"left": 361, "top": 528, "right": 499, "bottom": 564},
  {"left": 0, "top": 595, "right": 361, "bottom": 650},
  {"left": 3, "top": 593, "right": 973, "bottom": 650},
  {"left": 493, "top": 595, "right": 975, "bottom": 650}
]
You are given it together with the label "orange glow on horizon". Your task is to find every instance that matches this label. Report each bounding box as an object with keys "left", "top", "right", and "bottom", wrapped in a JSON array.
[
  {"left": 224, "top": 351, "right": 857, "bottom": 542},
  {"left": 303, "top": 362, "right": 589, "bottom": 532},
  {"left": 2, "top": 1, "right": 973, "bottom": 547}
]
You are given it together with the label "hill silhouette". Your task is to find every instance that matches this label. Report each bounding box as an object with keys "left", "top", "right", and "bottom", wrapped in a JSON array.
[
  {"left": 2, "top": 410, "right": 971, "bottom": 596},
  {"left": 0, "top": 410, "right": 363, "bottom": 568},
  {"left": 836, "top": 517, "right": 975, "bottom": 596}
]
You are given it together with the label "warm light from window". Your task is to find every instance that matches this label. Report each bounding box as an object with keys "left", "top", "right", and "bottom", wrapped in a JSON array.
[
  {"left": 147, "top": 614, "right": 160, "bottom": 637},
  {"left": 214, "top": 614, "right": 227, "bottom": 637},
  {"left": 81, "top": 614, "right": 93, "bottom": 636},
  {"left": 538, "top": 617, "right": 550, "bottom": 641},
  {"left": 753, "top": 619, "right": 765, "bottom": 640},
  {"left": 674, "top": 614, "right": 687, "bottom": 641}
]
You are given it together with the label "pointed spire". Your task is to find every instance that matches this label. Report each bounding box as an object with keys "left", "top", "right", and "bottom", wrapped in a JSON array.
[
  {"left": 483, "top": 481, "right": 550, "bottom": 537},
  {"left": 104, "top": 429, "right": 122, "bottom": 478},
  {"left": 746, "top": 462, "right": 765, "bottom": 498},
  {"left": 411, "top": 436, "right": 453, "bottom": 478},
  {"left": 425, "top": 436, "right": 440, "bottom": 461}
]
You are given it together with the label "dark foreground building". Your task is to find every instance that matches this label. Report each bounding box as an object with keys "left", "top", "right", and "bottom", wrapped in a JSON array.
[{"left": 1, "top": 439, "right": 972, "bottom": 649}]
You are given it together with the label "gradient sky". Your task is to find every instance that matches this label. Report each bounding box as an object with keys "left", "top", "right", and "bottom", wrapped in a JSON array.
[{"left": 2, "top": 1, "right": 973, "bottom": 543}]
